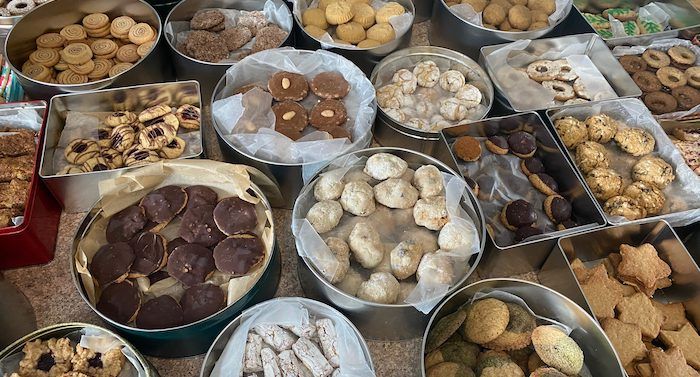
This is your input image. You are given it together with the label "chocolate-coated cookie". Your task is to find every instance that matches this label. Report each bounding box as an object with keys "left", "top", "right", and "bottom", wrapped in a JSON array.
[
  {"left": 96, "top": 280, "right": 141, "bottom": 324},
  {"left": 556, "top": 219, "right": 578, "bottom": 231},
  {"left": 268, "top": 71, "right": 309, "bottom": 101},
  {"left": 179, "top": 205, "right": 226, "bottom": 247},
  {"left": 135, "top": 295, "right": 184, "bottom": 329},
  {"left": 213, "top": 233, "right": 265, "bottom": 276},
  {"left": 180, "top": 283, "right": 225, "bottom": 323},
  {"left": 89, "top": 242, "right": 135, "bottom": 287},
  {"left": 167, "top": 244, "right": 216, "bottom": 287},
  {"left": 529, "top": 173, "right": 559, "bottom": 195},
  {"left": 310, "top": 71, "right": 350, "bottom": 99},
  {"left": 543, "top": 195, "right": 572, "bottom": 223},
  {"left": 272, "top": 100, "right": 308, "bottom": 132},
  {"left": 324, "top": 125, "right": 352, "bottom": 140},
  {"left": 128, "top": 232, "right": 167, "bottom": 278},
  {"left": 500, "top": 199, "right": 537, "bottom": 231},
  {"left": 485, "top": 136, "right": 509, "bottom": 155},
  {"left": 508, "top": 131, "right": 537, "bottom": 158},
  {"left": 499, "top": 118, "right": 523, "bottom": 134},
  {"left": 520, "top": 157, "right": 545, "bottom": 176},
  {"left": 213, "top": 197, "right": 258, "bottom": 236},
  {"left": 139, "top": 185, "right": 187, "bottom": 230},
  {"left": 184, "top": 185, "right": 218, "bottom": 211},
  {"left": 106, "top": 205, "right": 146, "bottom": 243},
  {"left": 167, "top": 237, "right": 188, "bottom": 254},
  {"left": 309, "top": 99, "right": 347, "bottom": 129}
]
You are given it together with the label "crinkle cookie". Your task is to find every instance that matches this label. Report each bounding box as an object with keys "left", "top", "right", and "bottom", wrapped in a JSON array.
[
  {"left": 18, "top": 338, "right": 74, "bottom": 377},
  {"left": 413, "top": 195, "right": 449, "bottom": 230},
  {"left": 340, "top": 181, "right": 376, "bottom": 216},
  {"left": 632, "top": 156, "right": 675, "bottom": 189},
  {"left": 390, "top": 240, "right": 423, "bottom": 279},
  {"left": 614, "top": 127, "right": 655, "bottom": 156},
  {"left": 575, "top": 141, "right": 609, "bottom": 174},
  {"left": 439, "top": 98, "right": 472, "bottom": 121},
  {"left": 348, "top": 222, "right": 385, "bottom": 269},
  {"left": 416, "top": 251, "right": 454, "bottom": 285},
  {"left": 357, "top": 272, "right": 400, "bottom": 304},
  {"left": 413, "top": 165, "right": 444, "bottom": 198},
  {"left": 585, "top": 114, "right": 618, "bottom": 143},
  {"left": 585, "top": 167, "right": 623, "bottom": 201},
  {"left": 413, "top": 60, "right": 440, "bottom": 88},
  {"left": 314, "top": 173, "right": 345, "bottom": 201},
  {"left": 373, "top": 178, "right": 419, "bottom": 209},
  {"left": 319, "top": 237, "right": 351, "bottom": 283},
  {"left": 392, "top": 68, "right": 418, "bottom": 94},
  {"left": 438, "top": 221, "right": 475, "bottom": 251},
  {"left": 306, "top": 200, "right": 343, "bottom": 233},
  {"left": 554, "top": 116, "right": 587, "bottom": 149},
  {"left": 364, "top": 152, "right": 408, "bottom": 180},
  {"left": 455, "top": 83, "right": 483, "bottom": 104},
  {"left": 439, "top": 70, "right": 466, "bottom": 93},
  {"left": 376, "top": 84, "right": 407, "bottom": 109}
]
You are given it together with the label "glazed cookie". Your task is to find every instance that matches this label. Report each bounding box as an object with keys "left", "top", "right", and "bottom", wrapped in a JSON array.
[
  {"left": 619, "top": 55, "right": 647, "bottom": 74},
  {"left": 642, "top": 49, "right": 670, "bottom": 69},
  {"left": 656, "top": 66, "right": 687, "bottom": 89},
  {"left": 585, "top": 167, "right": 623, "bottom": 201},
  {"left": 500, "top": 199, "right": 537, "bottom": 231},
  {"left": 632, "top": 156, "right": 675, "bottom": 189},
  {"left": 644, "top": 91, "right": 678, "bottom": 114},
  {"left": 184, "top": 185, "right": 218, "bottom": 211},
  {"left": 554, "top": 116, "right": 588, "bottom": 149},
  {"left": 89, "top": 242, "right": 135, "bottom": 287},
  {"left": 614, "top": 127, "right": 655, "bottom": 156},
  {"left": 575, "top": 141, "right": 609, "bottom": 174},
  {"left": 413, "top": 60, "right": 440, "bottom": 88},
  {"left": 310, "top": 71, "right": 350, "bottom": 99},
  {"left": 603, "top": 195, "right": 647, "bottom": 220},
  {"left": 585, "top": 114, "right": 618, "bottom": 143},
  {"left": 268, "top": 71, "right": 308, "bottom": 101},
  {"left": 554, "top": 59, "right": 578, "bottom": 81},
  {"left": 213, "top": 233, "right": 265, "bottom": 275},
  {"left": 71, "top": 345, "right": 125, "bottom": 377},
  {"left": 623, "top": 181, "right": 665, "bottom": 215}
]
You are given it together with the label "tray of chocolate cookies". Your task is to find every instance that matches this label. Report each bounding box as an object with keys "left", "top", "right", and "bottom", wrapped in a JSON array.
[
  {"left": 71, "top": 159, "right": 279, "bottom": 357},
  {"left": 547, "top": 97, "right": 700, "bottom": 226}
]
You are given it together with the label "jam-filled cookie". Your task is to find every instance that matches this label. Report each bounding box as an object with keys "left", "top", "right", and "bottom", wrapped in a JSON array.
[
  {"left": 18, "top": 338, "right": 74, "bottom": 377},
  {"left": 159, "top": 137, "right": 186, "bottom": 159},
  {"left": 71, "top": 345, "right": 125, "bottom": 377},
  {"left": 139, "top": 123, "right": 176, "bottom": 151},
  {"left": 123, "top": 145, "right": 160, "bottom": 167},
  {"left": 65, "top": 139, "right": 100, "bottom": 165},
  {"left": 175, "top": 104, "right": 201, "bottom": 130}
]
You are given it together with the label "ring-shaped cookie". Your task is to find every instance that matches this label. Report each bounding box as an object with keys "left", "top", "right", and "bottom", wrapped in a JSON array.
[
  {"left": 685, "top": 66, "right": 700, "bottom": 89},
  {"left": 526, "top": 60, "right": 560, "bottom": 82},
  {"left": 541, "top": 80, "right": 575, "bottom": 101},
  {"left": 642, "top": 49, "right": 670, "bottom": 69},
  {"left": 656, "top": 66, "right": 687, "bottom": 89}
]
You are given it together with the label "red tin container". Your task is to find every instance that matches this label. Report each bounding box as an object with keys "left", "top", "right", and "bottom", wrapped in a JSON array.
[{"left": 0, "top": 101, "right": 60, "bottom": 270}]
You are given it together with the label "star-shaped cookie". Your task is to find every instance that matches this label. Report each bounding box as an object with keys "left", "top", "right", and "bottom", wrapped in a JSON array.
[
  {"left": 649, "top": 346, "right": 700, "bottom": 377},
  {"left": 580, "top": 265, "right": 624, "bottom": 319},
  {"left": 601, "top": 318, "right": 647, "bottom": 366},
  {"left": 617, "top": 244, "right": 671, "bottom": 296},
  {"left": 653, "top": 301, "right": 690, "bottom": 331},
  {"left": 616, "top": 292, "right": 663, "bottom": 339},
  {"left": 659, "top": 323, "right": 700, "bottom": 370}
]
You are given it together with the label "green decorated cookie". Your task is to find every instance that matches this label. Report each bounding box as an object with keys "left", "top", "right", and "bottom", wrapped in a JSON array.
[
  {"left": 583, "top": 13, "right": 611, "bottom": 29},
  {"left": 598, "top": 28, "right": 614, "bottom": 38},
  {"left": 602, "top": 7, "right": 637, "bottom": 21},
  {"left": 623, "top": 20, "right": 640, "bottom": 35},
  {"left": 637, "top": 19, "right": 663, "bottom": 34}
]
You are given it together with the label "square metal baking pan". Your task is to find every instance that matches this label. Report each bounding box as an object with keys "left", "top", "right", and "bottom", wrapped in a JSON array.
[
  {"left": 39, "top": 81, "right": 203, "bottom": 213},
  {"left": 479, "top": 33, "right": 642, "bottom": 112}
]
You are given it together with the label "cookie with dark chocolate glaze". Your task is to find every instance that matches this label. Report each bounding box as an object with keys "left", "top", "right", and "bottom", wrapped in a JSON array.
[
  {"left": 106, "top": 205, "right": 147, "bottom": 243},
  {"left": 213, "top": 197, "right": 258, "bottom": 236},
  {"left": 213, "top": 232, "right": 265, "bottom": 276},
  {"left": 181, "top": 283, "right": 225, "bottom": 323},
  {"left": 508, "top": 131, "right": 537, "bottom": 158},
  {"left": 96, "top": 280, "right": 141, "bottom": 324},
  {"left": 167, "top": 244, "right": 216, "bottom": 287},
  {"left": 167, "top": 237, "right": 188, "bottom": 254},
  {"left": 485, "top": 136, "right": 509, "bottom": 155},
  {"left": 90, "top": 242, "right": 135, "bottom": 287},
  {"left": 543, "top": 195, "right": 572, "bottom": 223},
  {"left": 515, "top": 226, "right": 543, "bottom": 242},
  {"left": 184, "top": 185, "right": 218, "bottom": 211},
  {"left": 128, "top": 232, "right": 168, "bottom": 278},
  {"left": 529, "top": 173, "right": 559, "bottom": 195},
  {"left": 179, "top": 205, "right": 226, "bottom": 247},
  {"left": 135, "top": 295, "right": 184, "bottom": 329},
  {"left": 500, "top": 199, "right": 537, "bottom": 231},
  {"left": 139, "top": 185, "right": 187, "bottom": 231},
  {"left": 520, "top": 157, "right": 545, "bottom": 176}
]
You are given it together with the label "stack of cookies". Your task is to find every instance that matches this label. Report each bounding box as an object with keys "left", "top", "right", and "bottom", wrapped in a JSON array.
[
  {"left": 554, "top": 113, "right": 675, "bottom": 221},
  {"left": 301, "top": 0, "right": 407, "bottom": 48},
  {"left": 58, "top": 102, "right": 201, "bottom": 175},
  {"left": 669, "top": 126, "right": 700, "bottom": 175},
  {"left": 618, "top": 47, "right": 700, "bottom": 115},
  {"left": 447, "top": 0, "right": 556, "bottom": 31},
  {"left": 179, "top": 9, "right": 287, "bottom": 63},
  {"left": 0, "top": 127, "right": 35, "bottom": 228},
  {"left": 577, "top": 1, "right": 665, "bottom": 39},
  {"left": 571, "top": 243, "right": 699, "bottom": 376},
  {"left": 23, "top": 13, "right": 157, "bottom": 84},
  {"left": 90, "top": 185, "right": 266, "bottom": 328},
  {"left": 425, "top": 297, "right": 586, "bottom": 376}
]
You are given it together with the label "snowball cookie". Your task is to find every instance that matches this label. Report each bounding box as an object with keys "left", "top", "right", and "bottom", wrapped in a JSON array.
[
  {"left": 438, "top": 221, "right": 476, "bottom": 251},
  {"left": 364, "top": 152, "right": 408, "bottom": 180},
  {"left": 306, "top": 200, "right": 343, "bottom": 234},
  {"left": 314, "top": 173, "right": 345, "bottom": 201},
  {"left": 390, "top": 240, "right": 424, "bottom": 279},
  {"left": 400, "top": 168, "right": 415, "bottom": 182},
  {"left": 401, "top": 228, "right": 439, "bottom": 253},
  {"left": 357, "top": 272, "right": 400, "bottom": 304},
  {"left": 340, "top": 181, "right": 376, "bottom": 216},
  {"left": 413, "top": 165, "right": 444, "bottom": 198},
  {"left": 319, "top": 237, "right": 351, "bottom": 284},
  {"left": 348, "top": 222, "right": 385, "bottom": 269},
  {"left": 416, "top": 251, "right": 454, "bottom": 285},
  {"left": 414, "top": 195, "right": 449, "bottom": 230},
  {"left": 373, "top": 178, "right": 419, "bottom": 209}
]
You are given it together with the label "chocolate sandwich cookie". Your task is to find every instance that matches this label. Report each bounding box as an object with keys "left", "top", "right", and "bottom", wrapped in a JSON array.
[
  {"left": 106, "top": 205, "right": 147, "bottom": 243},
  {"left": 213, "top": 233, "right": 265, "bottom": 276},
  {"left": 272, "top": 101, "right": 308, "bottom": 132},
  {"left": 135, "top": 295, "right": 184, "bottom": 329},
  {"left": 184, "top": 185, "right": 218, "bottom": 211},
  {"left": 139, "top": 185, "right": 187, "bottom": 230},
  {"left": 96, "top": 280, "right": 141, "bottom": 324},
  {"left": 529, "top": 173, "right": 559, "bottom": 195},
  {"left": 514, "top": 226, "right": 543, "bottom": 242},
  {"left": 179, "top": 205, "right": 226, "bottom": 247},
  {"left": 543, "top": 195, "right": 572, "bottom": 223},
  {"left": 309, "top": 99, "right": 348, "bottom": 129},
  {"left": 520, "top": 157, "right": 545, "bottom": 176},
  {"left": 484, "top": 136, "right": 509, "bottom": 155},
  {"left": 213, "top": 197, "right": 258, "bottom": 235},
  {"left": 310, "top": 71, "right": 350, "bottom": 99},
  {"left": 180, "top": 283, "right": 225, "bottom": 323},
  {"left": 268, "top": 71, "right": 309, "bottom": 101},
  {"left": 508, "top": 131, "right": 537, "bottom": 158},
  {"left": 167, "top": 244, "right": 216, "bottom": 286},
  {"left": 500, "top": 199, "right": 537, "bottom": 231},
  {"left": 89, "top": 242, "right": 135, "bottom": 287},
  {"left": 128, "top": 232, "right": 167, "bottom": 278}
]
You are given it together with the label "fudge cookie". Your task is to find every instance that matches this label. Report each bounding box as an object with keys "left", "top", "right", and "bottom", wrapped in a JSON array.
[
  {"left": 213, "top": 233, "right": 265, "bottom": 275},
  {"left": 554, "top": 116, "right": 587, "bottom": 149},
  {"left": 485, "top": 135, "right": 509, "bottom": 155},
  {"left": 642, "top": 49, "right": 670, "bottom": 69},
  {"left": 96, "top": 280, "right": 141, "bottom": 324},
  {"left": 213, "top": 197, "right": 258, "bottom": 235},
  {"left": 180, "top": 283, "right": 225, "bottom": 323},
  {"left": 508, "top": 131, "right": 537, "bottom": 158},
  {"left": 272, "top": 101, "right": 308, "bottom": 132},
  {"left": 623, "top": 181, "right": 665, "bottom": 215},
  {"left": 633, "top": 71, "right": 662, "bottom": 93},
  {"left": 106, "top": 205, "right": 146, "bottom": 243},
  {"left": 575, "top": 141, "right": 609, "bottom": 174},
  {"left": 529, "top": 173, "right": 559, "bottom": 195},
  {"left": 520, "top": 157, "right": 545, "bottom": 176},
  {"left": 18, "top": 338, "right": 73, "bottom": 377},
  {"left": 139, "top": 185, "right": 187, "bottom": 229},
  {"left": 632, "top": 156, "right": 675, "bottom": 189},
  {"left": 500, "top": 199, "right": 537, "bottom": 231},
  {"left": 65, "top": 139, "right": 100, "bottom": 165},
  {"left": 585, "top": 114, "right": 618, "bottom": 143},
  {"left": 543, "top": 195, "right": 572, "bottom": 223},
  {"left": 454, "top": 136, "right": 482, "bottom": 162},
  {"left": 268, "top": 71, "right": 308, "bottom": 101},
  {"left": 603, "top": 195, "right": 647, "bottom": 220},
  {"left": 672, "top": 85, "right": 700, "bottom": 110},
  {"left": 656, "top": 66, "right": 687, "bottom": 89},
  {"left": 129, "top": 232, "right": 167, "bottom": 277},
  {"left": 89, "top": 243, "right": 135, "bottom": 287},
  {"left": 135, "top": 295, "right": 184, "bottom": 329},
  {"left": 585, "top": 167, "right": 623, "bottom": 201},
  {"left": 167, "top": 244, "right": 216, "bottom": 286},
  {"left": 310, "top": 72, "right": 350, "bottom": 99},
  {"left": 644, "top": 91, "right": 678, "bottom": 114},
  {"left": 309, "top": 99, "right": 347, "bottom": 129},
  {"left": 614, "top": 127, "right": 655, "bottom": 156},
  {"left": 619, "top": 55, "right": 647, "bottom": 74},
  {"left": 462, "top": 298, "right": 510, "bottom": 344},
  {"left": 179, "top": 205, "right": 226, "bottom": 247}
]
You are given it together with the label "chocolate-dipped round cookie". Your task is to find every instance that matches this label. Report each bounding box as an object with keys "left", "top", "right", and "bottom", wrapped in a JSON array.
[
  {"left": 184, "top": 185, "right": 218, "bottom": 211},
  {"left": 129, "top": 232, "right": 168, "bottom": 278},
  {"left": 543, "top": 195, "right": 572, "bottom": 223},
  {"left": 500, "top": 199, "right": 537, "bottom": 231},
  {"left": 514, "top": 226, "right": 543, "bottom": 242},
  {"left": 106, "top": 205, "right": 146, "bottom": 243},
  {"left": 90, "top": 242, "right": 135, "bottom": 287},
  {"left": 213, "top": 233, "right": 265, "bottom": 276},
  {"left": 180, "top": 283, "right": 225, "bottom": 323},
  {"left": 499, "top": 118, "right": 523, "bottom": 134},
  {"left": 179, "top": 205, "right": 226, "bottom": 247},
  {"left": 167, "top": 237, "right": 188, "bottom": 254},
  {"left": 135, "top": 295, "right": 184, "bottom": 329},
  {"left": 96, "top": 280, "right": 141, "bottom": 324},
  {"left": 556, "top": 219, "right": 578, "bottom": 231},
  {"left": 139, "top": 185, "right": 187, "bottom": 230},
  {"left": 213, "top": 197, "right": 258, "bottom": 236},
  {"left": 507, "top": 131, "right": 537, "bottom": 158},
  {"left": 529, "top": 173, "right": 559, "bottom": 196},
  {"left": 148, "top": 270, "right": 171, "bottom": 285},
  {"left": 484, "top": 136, "right": 509, "bottom": 155},
  {"left": 520, "top": 157, "right": 545, "bottom": 176},
  {"left": 167, "top": 244, "right": 216, "bottom": 286}
]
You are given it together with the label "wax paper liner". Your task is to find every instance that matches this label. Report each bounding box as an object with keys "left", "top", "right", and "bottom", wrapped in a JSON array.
[
  {"left": 484, "top": 39, "right": 617, "bottom": 110},
  {"left": 291, "top": 153, "right": 481, "bottom": 314},
  {"left": 74, "top": 160, "right": 275, "bottom": 315},
  {"left": 0, "top": 327, "right": 145, "bottom": 377},
  {"left": 209, "top": 298, "right": 375, "bottom": 377},
  {"left": 165, "top": 0, "right": 293, "bottom": 64},
  {"left": 549, "top": 98, "right": 700, "bottom": 226},
  {"left": 0, "top": 108, "right": 43, "bottom": 227},
  {"left": 212, "top": 48, "right": 376, "bottom": 170},
  {"left": 52, "top": 111, "right": 202, "bottom": 175},
  {"left": 449, "top": 0, "right": 570, "bottom": 29},
  {"left": 612, "top": 38, "right": 700, "bottom": 120},
  {"left": 293, "top": 0, "right": 414, "bottom": 50}
]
